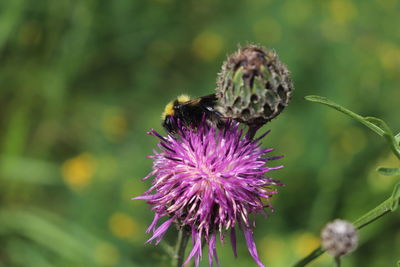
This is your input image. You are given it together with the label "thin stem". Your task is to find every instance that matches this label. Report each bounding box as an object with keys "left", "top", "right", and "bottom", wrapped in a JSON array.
[
  {"left": 293, "top": 247, "right": 324, "bottom": 267},
  {"left": 246, "top": 125, "right": 261, "bottom": 139},
  {"left": 352, "top": 195, "right": 395, "bottom": 229},
  {"left": 173, "top": 229, "right": 190, "bottom": 267},
  {"left": 334, "top": 257, "right": 341, "bottom": 267},
  {"left": 161, "top": 242, "right": 175, "bottom": 259},
  {"left": 293, "top": 191, "right": 399, "bottom": 267}
]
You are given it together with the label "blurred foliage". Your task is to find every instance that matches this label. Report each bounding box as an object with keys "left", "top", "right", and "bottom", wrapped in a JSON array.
[{"left": 0, "top": 0, "right": 399, "bottom": 266}]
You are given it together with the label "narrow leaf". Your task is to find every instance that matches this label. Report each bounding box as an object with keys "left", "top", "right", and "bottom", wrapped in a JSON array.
[
  {"left": 293, "top": 247, "right": 324, "bottom": 267},
  {"left": 305, "top": 96, "right": 400, "bottom": 159},
  {"left": 376, "top": 167, "right": 400, "bottom": 176},
  {"left": 352, "top": 182, "right": 400, "bottom": 228},
  {"left": 390, "top": 182, "right": 400, "bottom": 211},
  {"left": 395, "top": 132, "right": 400, "bottom": 144},
  {"left": 0, "top": 208, "right": 99, "bottom": 264},
  {"left": 364, "top": 117, "right": 391, "bottom": 133},
  {"left": 365, "top": 117, "right": 400, "bottom": 159},
  {"left": 305, "top": 95, "right": 385, "bottom": 136}
]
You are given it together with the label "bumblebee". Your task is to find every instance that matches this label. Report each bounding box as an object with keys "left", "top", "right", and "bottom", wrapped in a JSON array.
[{"left": 162, "top": 94, "right": 223, "bottom": 133}]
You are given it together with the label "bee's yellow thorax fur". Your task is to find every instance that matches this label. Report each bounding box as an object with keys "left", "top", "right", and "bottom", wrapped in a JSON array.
[
  {"left": 177, "top": 94, "right": 190, "bottom": 103},
  {"left": 162, "top": 102, "right": 174, "bottom": 119},
  {"left": 161, "top": 95, "right": 191, "bottom": 119}
]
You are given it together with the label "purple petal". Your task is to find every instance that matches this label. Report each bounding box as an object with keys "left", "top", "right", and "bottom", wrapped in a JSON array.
[
  {"left": 230, "top": 228, "right": 238, "bottom": 257},
  {"left": 211, "top": 234, "right": 220, "bottom": 267},
  {"left": 252, "top": 129, "right": 271, "bottom": 143},
  {"left": 244, "top": 229, "right": 265, "bottom": 267},
  {"left": 208, "top": 234, "right": 219, "bottom": 267},
  {"left": 146, "top": 213, "right": 161, "bottom": 233},
  {"left": 131, "top": 195, "right": 154, "bottom": 201},
  {"left": 145, "top": 218, "right": 173, "bottom": 244},
  {"left": 184, "top": 231, "right": 202, "bottom": 267}
]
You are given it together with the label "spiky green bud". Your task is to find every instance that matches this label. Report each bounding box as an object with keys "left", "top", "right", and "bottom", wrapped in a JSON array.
[{"left": 216, "top": 45, "right": 293, "bottom": 128}]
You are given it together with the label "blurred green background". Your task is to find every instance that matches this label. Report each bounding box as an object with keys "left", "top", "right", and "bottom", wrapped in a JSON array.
[{"left": 0, "top": 0, "right": 399, "bottom": 266}]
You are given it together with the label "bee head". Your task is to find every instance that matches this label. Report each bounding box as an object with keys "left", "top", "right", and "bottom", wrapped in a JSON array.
[
  {"left": 162, "top": 114, "right": 177, "bottom": 133},
  {"left": 161, "top": 95, "right": 191, "bottom": 133},
  {"left": 161, "top": 102, "right": 175, "bottom": 120},
  {"left": 161, "top": 95, "right": 191, "bottom": 120}
]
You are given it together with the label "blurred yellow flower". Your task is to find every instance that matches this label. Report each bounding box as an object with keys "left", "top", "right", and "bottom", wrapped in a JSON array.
[
  {"left": 260, "top": 236, "right": 285, "bottom": 264},
  {"left": 192, "top": 31, "right": 224, "bottom": 61},
  {"left": 94, "top": 242, "right": 120, "bottom": 266},
  {"left": 61, "top": 153, "right": 95, "bottom": 191},
  {"left": 378, "top": 43, "right": 400, "bottom": 71},
  {"left": 329, "top": 0, "right": 358, "bottom": 25},
  {"left": 320, "top": 0, "right": 358, "bottom": 42},
  {"left": 293, "top": 232, "right": 320, "bottom": 257},
  {"left": 109, "top": 212, "right": 139, "bottom": 239}
]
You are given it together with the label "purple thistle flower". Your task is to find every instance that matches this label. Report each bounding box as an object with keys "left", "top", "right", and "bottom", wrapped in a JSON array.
[{"left": 133, "top": 120, "right": 283, "bottom": 267}]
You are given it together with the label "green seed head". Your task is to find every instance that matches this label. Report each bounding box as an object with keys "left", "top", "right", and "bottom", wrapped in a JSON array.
[{"left": 216, "top": 45, "right": 294, "bottom": 127}]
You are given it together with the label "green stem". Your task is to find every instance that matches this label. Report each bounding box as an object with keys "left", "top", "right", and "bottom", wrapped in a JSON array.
[
  {"left": 293, "top": 247, "right": 324, "bottom": 267},
  {"left": 334, "top": 257, "right": 341, "bottom": 267},
  {"left": 246, "top": 125, "right": 261, "bottom": 140},
  {"left": 293, "top": 191, "right": 399, "bottom": 267},
  {"left": 173, "top": 229, "right": 190, "bottom": 267},
  {"left": 352, "top": 195, "right": 395, "bottom": 229}
]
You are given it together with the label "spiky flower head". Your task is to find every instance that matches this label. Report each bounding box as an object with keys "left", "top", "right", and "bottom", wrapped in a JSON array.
[
  {"left": 134, "top": 120, "right": 283, "bottom": 267},
  {"left": 216, "top": 44, "right": 293, "bottom": 128},
  {"left": 321, "top": 219, "right": 358, "bottom": 258}
]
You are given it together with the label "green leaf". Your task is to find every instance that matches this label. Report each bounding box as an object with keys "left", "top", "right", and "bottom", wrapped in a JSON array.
[
  {"left": 353, "top": 182, "right": 400, "bottom": 228},
  {"left": 395, "top": 132, "right": 400, "bottom": 144},
  {"left": 364, "top": 117, "right": 391, "bottom": 132},
  {"left": 377, "top": 167, "right": 400, "bottom": 176},
  {"left": 305, "top": 96, "right": 400, "bottom": 159},
  {"left": 5, "top": 239, "right": 54, "bottom": 267},
  {"left": 293, "top": 247, "right": 324, "bottom": 267},
  {"left": 305, "top": 95, "right": 385, "bottom": 136},
  {"left": 365, "top": 117, "right": 400, "bottom": 159},
  {"left": 0, "top": 208, "right": 100, "bottom": 265},
  {"left": 0, "top": 156, "right": 60, "bottom": 185},
  {"left": 390, "top": 182, "right": 400, "bottom": 211}
]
